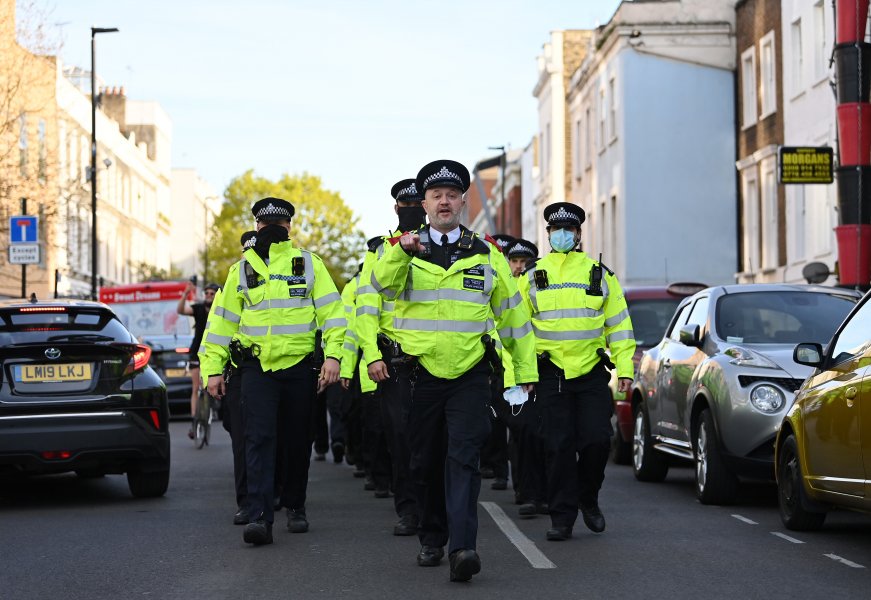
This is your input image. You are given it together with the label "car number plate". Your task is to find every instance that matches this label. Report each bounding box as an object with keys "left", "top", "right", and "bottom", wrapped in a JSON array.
[
  {"left": 165, "top": 368, "right": 187, "bottom": 378},
  {"left": 16, "top": 363, "right": 92, "bottom": 383}
]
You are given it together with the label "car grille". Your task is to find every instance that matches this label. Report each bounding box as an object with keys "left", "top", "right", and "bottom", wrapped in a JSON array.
[{"left": 737, "top": 375, "right": 804, "bottom": 392}]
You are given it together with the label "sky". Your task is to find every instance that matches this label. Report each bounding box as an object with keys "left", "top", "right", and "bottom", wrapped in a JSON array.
[{"left": 37, "top": 0, "right": 622, "bottom": 238}]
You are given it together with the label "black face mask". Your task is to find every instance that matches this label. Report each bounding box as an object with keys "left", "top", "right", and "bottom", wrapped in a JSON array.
[
  {"left": 397, "top": 205, "right": 427, "bottom": 232},
  {"left": 254, "top": 224, "right": 289, "bottom": 259}
]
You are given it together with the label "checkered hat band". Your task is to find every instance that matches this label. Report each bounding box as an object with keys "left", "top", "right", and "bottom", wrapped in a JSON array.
[
  {"left": 423, "top": 166, "right": 462, "bottom": 188},
  {"left": 548, "top": 206, "right": 580, "bottom": 225},
  {"left": 255, "top": 203, "right": 292, "bottom": 219},
  {"left": 243, "top": 237, "right": 257, "bottom": 249},
  {"left": 397, "top": 183, "right": 419, "bottom": 198},
  {"left": 507, "top": 242, "right": 534, "bottom": 256}
]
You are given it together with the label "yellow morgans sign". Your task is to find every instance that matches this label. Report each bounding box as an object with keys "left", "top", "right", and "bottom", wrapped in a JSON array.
[{"left": 778, "top": 146, "right": 834, "bottom": 184}]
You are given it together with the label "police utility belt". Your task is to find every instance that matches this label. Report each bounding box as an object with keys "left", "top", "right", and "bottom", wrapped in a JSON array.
[{"left": 377, "top": 334, "right": 415, "bottom": 366}]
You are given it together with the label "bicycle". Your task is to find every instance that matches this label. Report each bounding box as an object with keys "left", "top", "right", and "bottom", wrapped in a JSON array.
[{"left": 193, "top": 388, "right": 217, "bottom": 449}]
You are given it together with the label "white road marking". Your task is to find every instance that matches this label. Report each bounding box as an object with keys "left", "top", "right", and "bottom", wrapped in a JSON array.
[
  {"left": 824, "top": 553, "right": 866, "bottom": 569},
  {"left": 771, "top": 532, "right": 805, "bottom": 544},
  {"left": 731, "top": 514, "right": 758, "bottom": 525},
  {"left": 480, "top": 501, "right": 556, "bottom": 569}
]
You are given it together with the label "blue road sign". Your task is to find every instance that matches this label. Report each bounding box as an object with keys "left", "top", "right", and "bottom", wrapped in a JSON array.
[{"left": 10, "top": 215, "right": 38, "bottom": 243}]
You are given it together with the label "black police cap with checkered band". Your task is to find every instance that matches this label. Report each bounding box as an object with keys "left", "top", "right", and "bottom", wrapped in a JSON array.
[
  {"left": 490, "top": 234, "right": 516, "bottom": 255},
  {"left": 416, "top": 159, "right": 471, "bottom": 194},
  {"left": 390, "top": 178, "right": 424, "bottom": 203},
  {"left": 251, "top": 197, "right": 295, "bottom": 221},
  {"left": 507, "top": 238, "right": 539, "bottom": 259},
  {"left": 543, "top": 202, "right": 585, "bottom": 228},
  {"left": 240, "top": 230, "right": 257, "bottom": 249}
]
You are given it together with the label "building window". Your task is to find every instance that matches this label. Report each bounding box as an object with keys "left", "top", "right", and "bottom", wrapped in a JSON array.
[
  {"left": 19, "top": 114, "right": 28, "bottom": 178},
  {"left": 761, "top": 160, "right": 778, "bottom": 269},
  {"left": 791, "top": 19, "right": 803, "bottom": 95},
  {"left": 38, "top": 119, "right": 47, "bottom": 184},
  {"left": 813, "top": 1, "right": 827, "bottom": 80},
  {"left": 574, "top": 119, "right": 582, "bottom": 178},
  {"left": 545, "top": 122, "right": 551, "bottom": 175},
  {"left": 741, "top": 47, "right": 757, "bottom": 128},
  {"left": 599, "top": 199, "right": 606, "bottom": 258},
  {"left": 608, "top": 77, "right": 617, "bottom": 141},
  {"left": 598, "top": 88, "right": 606, "bottom": 150},
  {"left": 742, "top": 170, "right": 760, "bottom": 273},
  {"left": 610, "top": 194, "right": 618, "bottom": 266},
  {"left": 760, "top": 31, "right": 777, "bottom": 117},
  {"left": 584, "top": 106, "right": 592, "bottom": 168}
]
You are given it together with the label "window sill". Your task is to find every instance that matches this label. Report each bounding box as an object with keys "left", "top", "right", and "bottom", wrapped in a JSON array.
[
  {"left": 741, "top": 120, "right": 758, "bottom": 132},
  {"left": 759, "top": 108, "right": 777, "bottom": 121}
]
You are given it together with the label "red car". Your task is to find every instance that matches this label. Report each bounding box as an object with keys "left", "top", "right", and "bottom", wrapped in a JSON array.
[{"left": 610, "top": 283, "right": 707, "bottom": 464}]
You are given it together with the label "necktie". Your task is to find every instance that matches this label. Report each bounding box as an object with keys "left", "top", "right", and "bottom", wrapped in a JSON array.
[{"left": 441, "top": 234, "right": 450, "bottom": 268}]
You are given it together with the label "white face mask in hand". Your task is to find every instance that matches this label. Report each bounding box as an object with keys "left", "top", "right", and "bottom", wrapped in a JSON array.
[{"left": 503, "top": 386, "right": 529, "bottom": 416}]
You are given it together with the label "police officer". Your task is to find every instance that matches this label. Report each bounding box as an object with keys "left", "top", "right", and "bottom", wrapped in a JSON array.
[
  {"left": 517, "top": 202, "right": 635, "bottom": 541},
  {"left": 371, "top": 160, "right": 537, "bottom": 582},
  {"left": 201, "top": 197, "right": 345, "bottom": 546},
  {"left": 354, "top": 178, "right": 427, "bottom": 535}
]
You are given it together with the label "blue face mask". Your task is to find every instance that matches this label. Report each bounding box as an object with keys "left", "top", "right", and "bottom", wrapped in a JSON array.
[{"left": 549, "top": 229, "right": 577, "bottom": 253}]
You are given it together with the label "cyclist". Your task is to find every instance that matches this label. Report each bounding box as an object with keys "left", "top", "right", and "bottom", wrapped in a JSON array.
[{"left": 178, "top": 280, "right": 219, "bottom": 439}]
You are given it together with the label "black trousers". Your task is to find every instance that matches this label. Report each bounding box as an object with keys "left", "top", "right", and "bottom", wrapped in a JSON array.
[
  {"left": 408, "top": 360, "right": 491, "bottom": 554},
  {"left": 538, "top": 360, "right": 613, "bottom": 528},
  {"left": 345, "top": 373, "right": 363, "bottom": 467},
  {"left": 311, "top": 387, "right": 329, "bottom": 455},
  {"left": 507, "top": 392, "right": 547, "bottom": 505},
  {"left": 361, "top": 389, "right": 392, "bottom": 490},
  {"left": 380, "top": 361, "right": 417, "bottom": 519},
  {"left": 325, "top": 381, "right": 347, "bottom": 446},
  {"left": 241, "top": 358, "right": 315, "bottom": 524},
  {"left": 224, "top": 367, "right": 247, "bottom": 510},
  {"left": 481, "top": 377, "right": 509, "bottom": 480}
]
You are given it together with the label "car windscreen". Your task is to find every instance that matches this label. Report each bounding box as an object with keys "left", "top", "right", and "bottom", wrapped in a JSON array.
[
  {"left": 715, "top": 292, "right": 857, "bottom": 345},
  {"left": 626, "top": 298, "right": 682, "bottom": 347},
  {"left": 0, "top": 309, "right": 136, "bottom": 345}
]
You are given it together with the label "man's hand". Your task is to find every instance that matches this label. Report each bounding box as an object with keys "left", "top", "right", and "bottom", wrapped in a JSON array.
[
  {"left": 340, "top": 377, "right": 351, "bottom": 390},
  {"left": 520, "top": 383, "right": 535, "bottom": 394},
  {"left": 617, "top": 378, "right": 633, "bottom": 393},
  {"left": 318, "top": 357, "right": 341, "bottom": 393},
  {"left": 207, "top": 374, "right": 226, "bottom": 398},
  {"left": 368, "top": 360, "right": 390, "bottom": 383},
  {"left": 399, "top": 232, "right": 422, "bottom": 254}
]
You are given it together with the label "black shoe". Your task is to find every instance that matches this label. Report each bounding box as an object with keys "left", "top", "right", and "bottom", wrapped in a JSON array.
[
  {"left": 513, "top": 490, "right": 524, "bottom": 505},
  {"left": 313, "top": 452, "right": 326, "bottom": 461},
  {"left": 537, "top": 502, "right": 550, "bottom": 515},
  {"left": 480, "top": 467, "right": 495, "bottom": 479},
  {"left": 580, "top": 504, "right": 606, "bottom": 533},
  {"left": 363, "top": 475, "right": 376, "bottom": 491},
  {"left": 345, "top": 452, "right": 356, "bottom": 466},
  {"left": 393, "top": 514, "right": 419, "bottom": 536},
  {"left": 449, "top": 549, "right": 481, "bottom": 582},
  {"left": 331, "top": 441, "right": 345, "bottom": 464},
  {"left": 546, "top": 526, "right": 572, "bottom": 541},
  {"left": 233, "top": 507, "right": 249, "bottom": 525},
  {"left": 352, "top": 466, "right": 366, "bottom": 478},
  {"left": 243, "top": 520, "right": 273, "bottom": 545},
  {"left": 490, "top": 478, "right": 508, "bottom": 490},
  {"left": 417, "top": 545, "right": 444, "bottom": 567},
  {"left": 286, "top": 508, "right": 309, "bottom": 533},
  {"left": 273, "top": 496, "right": 283, "bottom": 511},
  {"left": 518, "top": 503, "right": 537, "bottom": 518},
  {"left": 374, "top": 488, "right": 391, "bottom": 499}
]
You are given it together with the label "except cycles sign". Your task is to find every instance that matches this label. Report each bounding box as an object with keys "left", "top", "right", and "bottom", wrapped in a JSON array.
[
  {"left": 8, "top": 215, "right": 40, "bottom": 265},
  {"left": 778, "top": 146, "right": 834, "bottom": 184}
]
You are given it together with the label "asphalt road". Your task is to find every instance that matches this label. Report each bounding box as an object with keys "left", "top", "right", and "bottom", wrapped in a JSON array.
[{"left": 2, "top": 421, "right": 870, "bottom": 600}]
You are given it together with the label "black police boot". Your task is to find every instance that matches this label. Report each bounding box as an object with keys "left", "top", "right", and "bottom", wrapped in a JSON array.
[
  {"left": 449, "top": 549, "right": 481, "bottom": 582},
  {"left": 545, "top": 525, "right": 572, "bottom": 541},
  {"left": 537, "top": 502, "right": 550, "bottom": 515},
  {"left": 286, "top": 507, "right": 309, "bottom": 533},
  {"left": 233, "top": 507, "right": 249, "bottom": 526},
  {"left": 363, "top": 474, "right": 376, "bottom": 491},
  {"left": 393, "top": 514, "right": 419, "bottom": 536},
  {"left": 580, "top": 503, "right": 606, "bottom": 533},
  {"left": 490, "top": 477, "right": 508, "bottom": 490},
  {"left": 243, "top": 520, "right": 273, "bottom": 545},
  {"left": 518, "top": 503, "right": 538, "bottom": 518},
  {"left": 480, "top": 467, "right": 495, "bottom": 479},
  {"left": 331, "top": 441, "right": 345, "bottom": 464},
  {"left": 374, "top": 488, "right": 391, "bottom": 499},
  {"left": 416, "top": 545, "right": 444, "bottom": 567}
]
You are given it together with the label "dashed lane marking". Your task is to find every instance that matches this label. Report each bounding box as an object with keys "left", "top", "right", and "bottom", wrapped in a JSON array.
[
  {"left": 824, "top": 554, "right": 866, "bottom": 569},
  {"left": 771, "top": 532, "right": 805, "bottom": 544},
  {"left": 480, "top": 501, "right": 556, "bottom": 569},
  {"left": 731, "top": 514, "right": 758, "bottom": 525}
]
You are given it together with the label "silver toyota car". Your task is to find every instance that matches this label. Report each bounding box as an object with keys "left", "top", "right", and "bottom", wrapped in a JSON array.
[{"left": 631, "top": 284, "right": 859, "bottom": 504}]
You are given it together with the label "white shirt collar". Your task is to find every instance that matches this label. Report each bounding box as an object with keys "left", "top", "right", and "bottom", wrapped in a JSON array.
[{"left": 429, "top": 226, "right": 461, "bottom": 245}]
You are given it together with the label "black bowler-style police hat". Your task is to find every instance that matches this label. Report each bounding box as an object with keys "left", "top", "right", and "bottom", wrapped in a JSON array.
[
  {"left": 507, "top": 238, "right": 539, "bottom": 260},
  {"left": 416, "top": 159, "right": 471, "bottom": 194},
  {"left": 390, "top": 178, "right": 424, "bottom": 203},
  {"left": 544, "top": 202, "right": 585, "bottom": 228},
  {"left": 240, "top": 230, "right": 257, "bottom": 249},
  {"left": 251, "top": 197, "right": 295, "bottom": 221},
  {"left": 490, "top": 234, "right": 516, "bottom": 256}
]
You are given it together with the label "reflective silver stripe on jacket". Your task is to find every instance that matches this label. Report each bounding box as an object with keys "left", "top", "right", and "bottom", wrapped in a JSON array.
[
  {"left": 214, "top": 306, "right": 241, "bottom": 323},
  {"left": 526, "top": 269, "right": 539, "bottom": 312},
  {"left": 345, "top": 330, "right": 358, "bottom": 341},
  {"left": 536, "top": 307, "right": 602, "bottom": 321},
  {"left": 357, "top": 285, "right": 376, "bottom": 295},
  {"left": 400, "top": 289, "right": 489, "bottom": 305},
  {"left": 271, "top": 321, "right": 317, "bottom": 335},
  {"left": 497, "top": 322, "right": 533, "bottom": 340},
  {"left": 382, "top": 301, "right": 395, "bottom": 312},
  {"left": 356, "top": 305, "right": 380, "bottom": 317},
  {"left": 607, "top": 330, "right": 635, "bottom": 344},
  {"left": 393, "top": 318, "right": 494, "bottom": 334},
  {"left": 482, "top": 265, "right": 494, "bottom": 295},
  {"left": 301, "top": 250, "right": 314, "bottom": 298},
  {"left": 247, "top": 297, "right": 315, "bottom": 311},
  {"left": 532, "top": 326, "right": 604, "bottom": 341},
  {"left": 494, "top": 292, "right": 522, "bottom": 317},
  {"left": 239, "top": 325, "right": 269, "bottom": 336},
  {"left": 371, "top": 271, "right": 397, "bottom": 300},
  {"left": 314, "top": 292, "right": 341, "bottom": 309},
  {"left": 205, "top": 332, "right": 232, "bottom": 346},
  {"left": 343, "top": 341, "right": 357, "bottom": 352},
  {"left": 604, "top": 309, "right": 630, "bottom": 328},
  {"left": 322, "top": 318, "right": 346, "bottom": 330},
  {"left": 238, "top": 259, "right": 252, "bottom": 305}
]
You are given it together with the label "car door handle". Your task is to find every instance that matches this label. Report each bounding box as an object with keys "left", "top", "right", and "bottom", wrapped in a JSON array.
[{"left": 845, "top": 386, "right": 857, "bottom": 400}]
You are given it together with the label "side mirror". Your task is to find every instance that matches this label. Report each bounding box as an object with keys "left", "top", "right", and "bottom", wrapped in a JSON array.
[
  {"left": 679, "top": 324, "right": 702, "bottom": 347},
  {"left": 793, "top": 342, "right": 824, "bottom": 368}
]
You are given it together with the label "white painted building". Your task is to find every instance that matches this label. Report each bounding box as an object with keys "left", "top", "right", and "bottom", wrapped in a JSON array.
[
  {"left": 55, "top": 63, "right": 172, "bottom": 296},
  {"left": 170, "top": 169, "right": 220, "bottom": 283},
  {"left": 780, "top": 0, "right": 838, "bottom": 284},
  {"left": 520, "top": 136, "right": 540, "bottom": 243},
  {"left": 566, "top": 0, "right": 739, "bottom": 286}
]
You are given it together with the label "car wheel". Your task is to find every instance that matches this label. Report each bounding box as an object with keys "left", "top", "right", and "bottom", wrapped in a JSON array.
[
  {"left": 127, "top": 466, "right": 170, "bottom": 498},
  {"left": 632, "top": 403, "right": 668, "bottom": 481},
  {"left": 694, "top": 408, "right": 738, "bottom": 505},
  {"left": 777, "top": 434, "right": 826, "bottom": 531},
  {"left": 611, "top": 425, "right": 632, "bottom": 465}
]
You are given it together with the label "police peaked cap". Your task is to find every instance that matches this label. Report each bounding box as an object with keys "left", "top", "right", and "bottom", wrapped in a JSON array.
[
  {"left": 507, "top": 238, "right": 539, "bottom": 259},
  {"left": 490, "top": 234, "right": 516, "bottom": 255},
  {"left": 240, "top": 230, "right": 257, "bottom": 249},
  {"left": 416, "top": 159, "right": 471, "bottom": 194},
  {"left": 390, "top": 178, "right": 424, "bottom": 203},
  {"left": 544, "top": 202, "right": 585, "bottom": 228},
  {"left": 252, "top": 197, "right": 295, "bottom": 221}
]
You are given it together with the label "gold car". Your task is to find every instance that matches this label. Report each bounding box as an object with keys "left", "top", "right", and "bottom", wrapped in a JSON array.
[{"left": 775, "top": 290, "right": 871, "bottom": 530}]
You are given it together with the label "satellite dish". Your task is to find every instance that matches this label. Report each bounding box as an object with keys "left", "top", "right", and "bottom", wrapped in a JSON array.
[{"left": 802, "top": 262, "right": 831, "bottom": 284}]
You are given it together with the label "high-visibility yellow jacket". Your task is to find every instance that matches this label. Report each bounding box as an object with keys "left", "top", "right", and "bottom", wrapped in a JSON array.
[
  {"left": 199, "top": 240, "right": 345, "bottom": 377},
  {"left": 517, "top": 250, "right": 636, "bottom": 379},
  {"left": 355, "top": 230, "right": 401, "bottom": 366},
  {"left": 339, "top": 271, "right": 376, "bottom": 393},
  {"left": 371, "top": 227, "right": 538, "bottom": 383}
]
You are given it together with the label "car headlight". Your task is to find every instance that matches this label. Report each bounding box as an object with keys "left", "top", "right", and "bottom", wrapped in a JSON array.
[
  {"left": 725, "top": 346, "right": 780, "bottom": 369},
  {"left": 750, "top": 384, "right": 785, "bottom": 413}
]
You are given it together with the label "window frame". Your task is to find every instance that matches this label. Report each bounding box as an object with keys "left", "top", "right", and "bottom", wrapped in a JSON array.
[
  {"left": 759, "top": 30, "right": 778, "bottom": 119},
  {"left": 741, "top": 46, "right": 758, "bottom": 129}
]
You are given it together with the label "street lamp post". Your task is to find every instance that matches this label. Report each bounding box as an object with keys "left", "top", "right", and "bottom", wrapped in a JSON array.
[{"left": 90, "top": 26, "right": 118, "bottom": 300}]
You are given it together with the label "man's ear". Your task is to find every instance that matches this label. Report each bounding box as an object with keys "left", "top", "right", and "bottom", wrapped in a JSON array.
[{"left": 394, "top": 205, "right": 399, "bottom": 215}]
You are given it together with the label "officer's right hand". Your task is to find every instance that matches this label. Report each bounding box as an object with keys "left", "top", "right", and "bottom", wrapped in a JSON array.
[
  {"left": 399, "top": 232, "right": 422, "bottom": 254},
  {"left": 368, "top": 360, "right": 390, "bottom": 382},
  {"left": 207, "top": 374, "right": 226, "bottom": 398},
  {"left": 340, "top": 377, "right": 351, "bottom": 390}
]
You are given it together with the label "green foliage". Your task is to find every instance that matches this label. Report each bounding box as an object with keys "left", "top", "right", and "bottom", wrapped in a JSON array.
[
  {"left": 130, "top": 261, "right": 184, "bottom": 282},
  {"left": 206, "top": 170, "right": 366, "bottom": 290}
]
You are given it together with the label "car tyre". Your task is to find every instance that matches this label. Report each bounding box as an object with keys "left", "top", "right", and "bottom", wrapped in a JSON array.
[
  {"left": 632, "top": 403, "right": 668, "bottom": 482},
  {"left": 694, "top": 408, "right": 738, "bottom": 505},
  {"left": 777, "top": 434, "right": 826, "bottom": 531},
  {"left": 127, "top": 465, "right": 170, "bottom": 498},
  {"left": 611, "top": 425, "right": 632, "bottom": 465}
]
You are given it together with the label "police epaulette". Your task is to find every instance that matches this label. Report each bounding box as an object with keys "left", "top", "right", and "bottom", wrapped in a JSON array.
[
  {"left": 366, "top": 236, "right": 385, "bottom": 253},
  {"left": 521, "top": 258, "right": 540, "bottom": 274}
]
